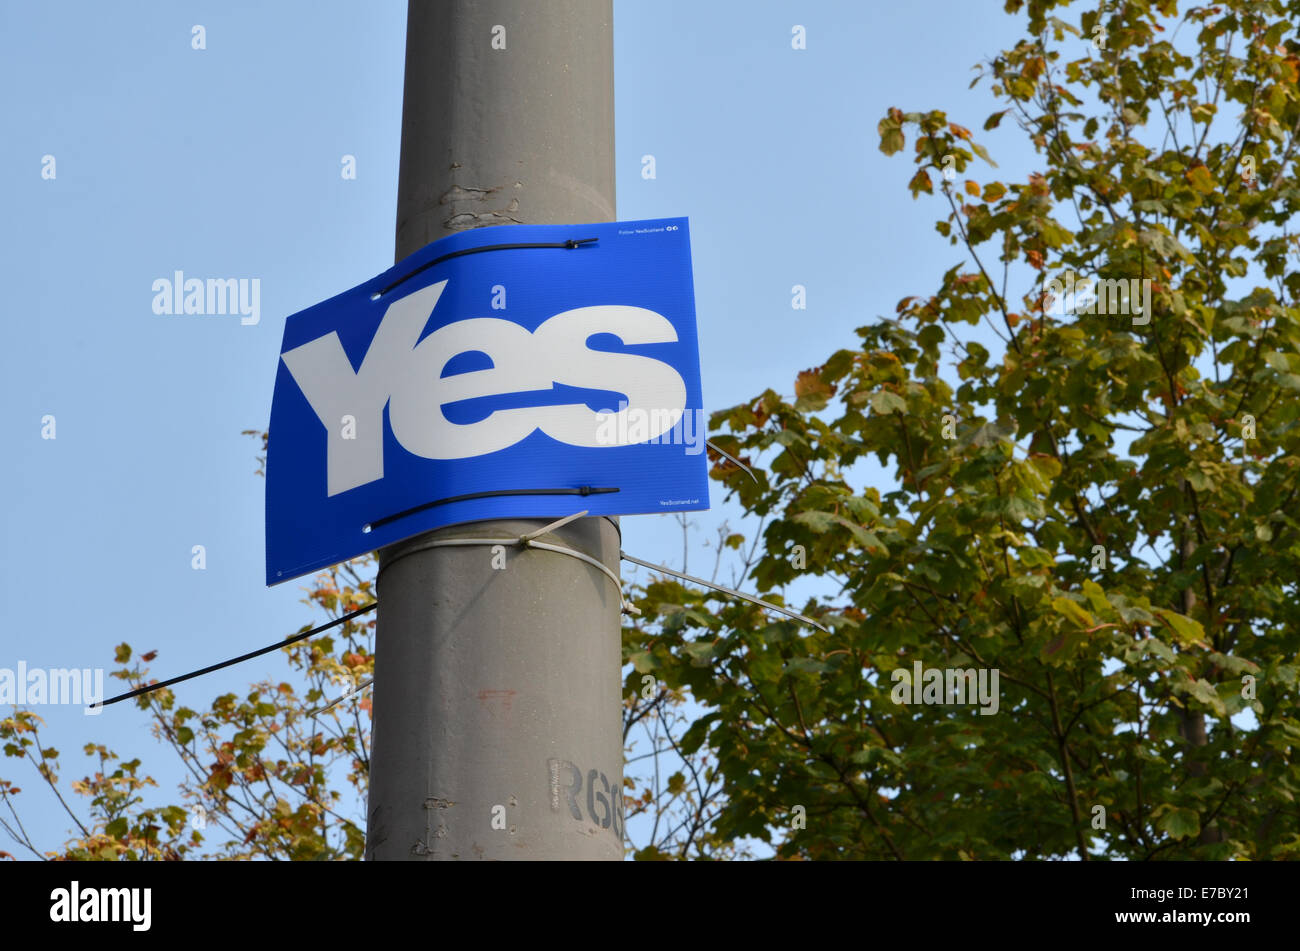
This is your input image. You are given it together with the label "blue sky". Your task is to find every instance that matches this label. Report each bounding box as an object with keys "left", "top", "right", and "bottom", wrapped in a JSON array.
[{"left": 1, "top": 0, "right": 1046, "bottom": 854}]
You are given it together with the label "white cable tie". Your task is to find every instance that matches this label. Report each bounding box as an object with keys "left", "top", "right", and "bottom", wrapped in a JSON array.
[
  {"left": 407, "top": 525, "right": 639, "bottom": 615},
  {"left": 526, "top": 539, "right": 639, "bottom": 615},
  {"left": 620, "top": 550, "right": 827, "bottom": 632},
  {"left": 307, "top": 515, "right": 645, "bottom": 719},
  {"left": 520, "top": 509, "right": 589, "bottom": 544}
]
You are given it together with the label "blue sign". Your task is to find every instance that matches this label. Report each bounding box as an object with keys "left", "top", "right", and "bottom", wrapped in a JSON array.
[{"left": 266, "top": 217, "right": 708, "bottom": 585}]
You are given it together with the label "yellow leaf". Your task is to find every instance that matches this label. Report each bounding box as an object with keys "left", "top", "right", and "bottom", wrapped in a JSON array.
[
  {"left": 795, "top": 367, "right": 835, "bottom": 402},
  {"left": 1153, "top": 609, "right": 1204, "bottom": 645},
  {"left": 1081, "top": 580, "right": 1109, "bottom": 615},
  {"left": 1186, "top": 165, "right": 1215, "bottom": 194},
  {"left": 1051, "top": 597, "right": 1094, "bottom": 628}
]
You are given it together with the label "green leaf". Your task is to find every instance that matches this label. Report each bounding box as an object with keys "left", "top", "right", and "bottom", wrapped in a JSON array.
[
  {"left": 786, "top": 658, "right": 831, "bottom": 675},
  {"left": 1081, "top": 580, "right": 1109, "bottom": 615},
  {"left": 1051, "top": 597, "right": 1094, "bottom": 628},
  {"left": 679, "top": 714, "right": 718, "bottom": 756},
  {"left": 1264, "top": 351, "right": 1296, "bottom": 373},
  {"left": 870, "top": 390, "right": 908, "bottom": 415},
  {"left": 1019, "top": 547, "right": 1055, "bottom": 567},
  {"left": 792, "top": 511, "right": 835, "bottom": 533},
  {"left": 1153, "top": 609, "right": 1204, "bottom": 646},
  {"left": 1186, "top": 165, "right": 1215, "bottom": 194},
  {"left": 983, "top": 111, "right": 1008, "bottom": 131},
  {"left": 1184, "top": 678, "right": 1227, "bottom": 717},
  {"left": 829, "top": 514, "right": 884, "bottom": 553},
  {"left": 684, "top": 641, "right": 718, "bottom": 666},
  {"left": 878, "top": 118, "right": 905, "bottom": 155},
  {"left": 970, "top": 141, "right": 997, "bottom": 167},
  {"left": 627, "top": 651, "right": 660, "bottom": 673},
  {"left": 1157, "top": 807, "right": 1201, "bottom": 841}
]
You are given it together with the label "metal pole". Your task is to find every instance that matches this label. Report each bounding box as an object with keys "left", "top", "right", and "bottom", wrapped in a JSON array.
[{"left": 365, "top": 0, "right": 623, "bottom": 860}]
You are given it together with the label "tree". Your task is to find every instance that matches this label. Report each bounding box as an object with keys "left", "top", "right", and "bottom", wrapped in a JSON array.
[{"left": 635, "top": 0, "right": 1300, "bottom": 859}]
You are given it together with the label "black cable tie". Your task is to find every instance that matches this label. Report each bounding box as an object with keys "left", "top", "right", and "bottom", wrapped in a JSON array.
[
  {"left": 366, "top": 486, "right": 619, "bottom": 532},
  {"left": 373, "top": 237, "right": 598, "bottom": 299}
]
